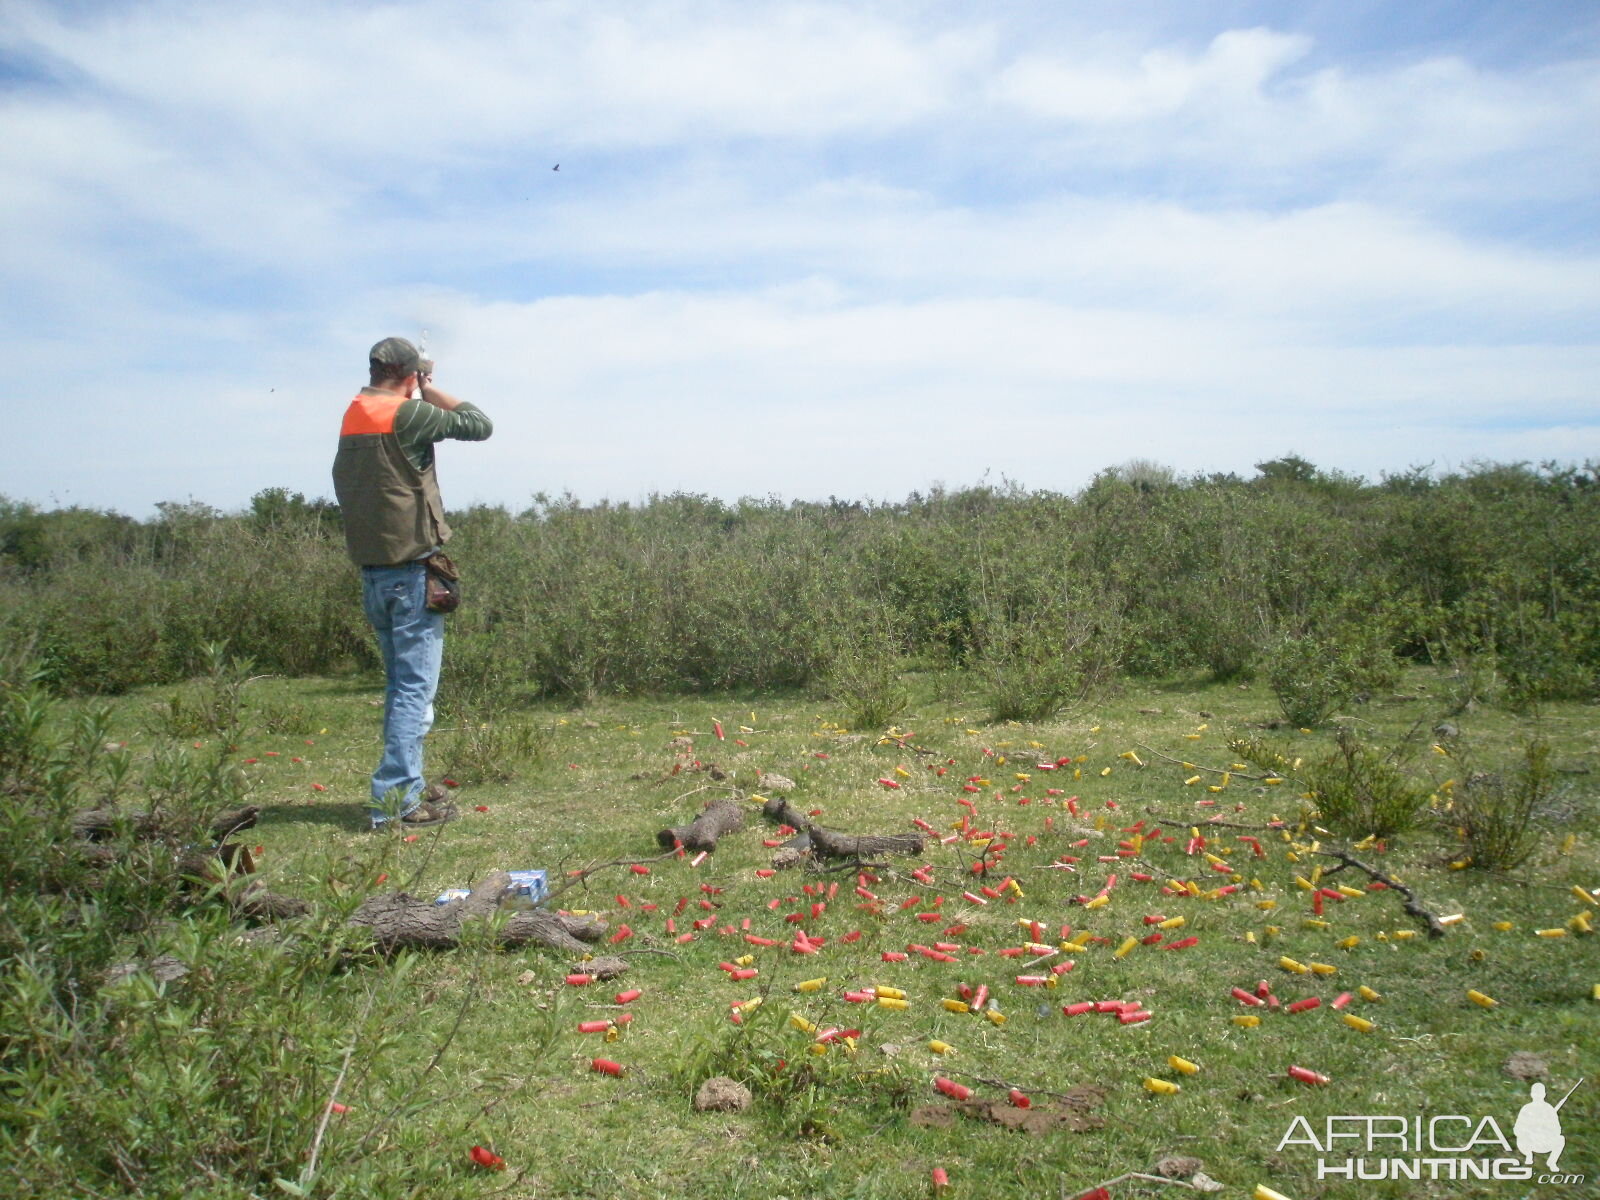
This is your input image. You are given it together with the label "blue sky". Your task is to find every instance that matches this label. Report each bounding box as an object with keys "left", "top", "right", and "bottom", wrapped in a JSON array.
[{"left": 3, "top": 0, "right": 1596, "bottom": 515}]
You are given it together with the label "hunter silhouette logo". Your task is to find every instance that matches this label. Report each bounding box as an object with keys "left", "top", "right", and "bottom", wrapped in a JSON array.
[
  {"left": 1515, "top": 1079, "right": 1581, "bottom": 1171},
  {"left": 1277, "top": 1076, "right": 1586, "bottom": 1186}
]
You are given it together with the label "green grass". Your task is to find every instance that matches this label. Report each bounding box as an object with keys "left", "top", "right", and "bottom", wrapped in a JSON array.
[{"left": 9, "top": 666, "right": 1598, "bottom": 1200}]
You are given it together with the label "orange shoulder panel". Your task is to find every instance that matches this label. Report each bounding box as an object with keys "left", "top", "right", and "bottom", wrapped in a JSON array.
[{"left": 340, "top": 393, "right": 402, "bottom": 436}]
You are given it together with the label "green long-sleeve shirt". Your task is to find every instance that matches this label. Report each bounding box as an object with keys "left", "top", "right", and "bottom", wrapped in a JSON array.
[{"left": 389, "top": 396, "right": 493, "bottom": 471}]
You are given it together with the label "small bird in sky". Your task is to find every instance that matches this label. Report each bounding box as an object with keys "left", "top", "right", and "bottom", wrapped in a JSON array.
[{"left": 552, "top": 163, "right": 560, "bottom": 171}]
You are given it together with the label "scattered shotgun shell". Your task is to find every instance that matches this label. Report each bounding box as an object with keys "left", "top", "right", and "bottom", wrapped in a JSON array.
[
  {"left": 876, "top": 985, "right": 907, "bottom": 999},
  {"left": 877, "top": 996, "right": 910, "bottom": 1011},
  {"left": 1358, "top": 985, "right": 1382, "bottom": 1002},
  {"left": 1157, "top": 915, "right": 1186, "bottom": 930},
  {"left": 1114, "top": 937, "right": 1138, "bottom": 959},
  {"left": 565, "top": 973, "right": 594, "bottom": 986},
  {"left": 1008, "top": 1088, "right": 1031, "bottom": 1108},
  {"left": 793, "top": 977, "right": 828, "bottom": 993},
  {"left": 1536, "top": 928, "right": 1568, "bottom": 938},
  {"left": 1286, "top": 997, "right": 1321, "bottom": 1014},
  {"left": 1331, "top": 991, "right": 1353, "bottom": 1010},
  {"left": 934, "top": 1076, "right": 971, "bottom": 1100},
  {"left": 1288, "top": 1065, "right": 1330, "bottom": 1085},
  {"left": 1063, "top": 1001, "right": 1095, "bottom": 1016},
  {"left": 1119, "top": 1010, "right": 1152, "bottom": 1025},
  {"left": 1253, "top": 1187, "right": 1295, "bottom": 1200},
  {"left": 928, "top": 1040, "right": 954, "bottom": 1055},
  {"left": 1232, "top": 1014, "right": 1262, "bottom": 1027},
  {"left": 1143, "top": 1077, "right": 1181, "bottom": 1095},
  {"left": 578, "top": 1020, "right": 612, "bottom": 1034},
  {"left": 1232, "top": 987, "right": 1265, "bottom": 1007},
  {"left": 932, "top": 1167, "right": 950, "bottom": 1190},
  {"left": 1278, "top": 957, "right": 1309, "bottom": 975},
  {"left": 591, "top": 1058, "right": 625, "bottom": 1076},
  {"left": 983, "top": 1009, "right": 1007, "bottom": 1026},
  {"left": 942, "top": 998, "right": 971, "bottom": 1013},
  {"left": 1467, "top": 989, "right": 1498, "bottom": 1007},
  {"left": 1309, "top": 962, "right": 1337, "bottom": 976},
  {"left": 1342, "top": 1014, "right": 1375, "bottom": 1033},
  {"left": 1168, "top": 1055, "right": 1200, "bottom": 1075}
]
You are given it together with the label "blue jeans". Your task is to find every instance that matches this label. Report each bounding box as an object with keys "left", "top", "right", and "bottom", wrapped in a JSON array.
[{"left": 361, "top": 563, "right": 444, "bottom": 826}]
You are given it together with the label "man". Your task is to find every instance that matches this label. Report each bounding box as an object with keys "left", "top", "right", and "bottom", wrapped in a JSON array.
[{"left": 332, "top": 337, "right": 493, "bottom": 829}]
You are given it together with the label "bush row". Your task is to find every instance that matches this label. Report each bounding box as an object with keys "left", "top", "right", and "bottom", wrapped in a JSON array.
[{"left": 2, "top": 459, "right": 1596, "bottom": 716}]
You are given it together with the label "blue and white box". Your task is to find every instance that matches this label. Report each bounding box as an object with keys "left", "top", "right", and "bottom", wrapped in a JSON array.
[{"left": 506, "top": 869, "right": 548, "bottom": 903}]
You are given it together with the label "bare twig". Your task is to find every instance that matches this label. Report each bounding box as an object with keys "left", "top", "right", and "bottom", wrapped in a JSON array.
[
  {"left": 1314, "top": 848, "right": 1447, "bottom": 938},
  {"left": 536, "top": 849, "right": 679, "bottom": 909},
  {"left": 1135, "top": 743, "right": 1264, "bottom": 780},
  {"left": 302, "top": 988, "right": 377, "bottom": 1186}
]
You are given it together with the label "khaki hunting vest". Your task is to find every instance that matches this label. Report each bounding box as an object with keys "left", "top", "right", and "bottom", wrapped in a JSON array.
[{"left": 332, "top": 392, "right": 452, "bottom": 566}]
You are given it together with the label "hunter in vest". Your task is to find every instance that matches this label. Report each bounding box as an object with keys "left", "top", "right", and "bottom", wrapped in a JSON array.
[{"left": 333, "top": 336, "right": 493, "bottom": 828}]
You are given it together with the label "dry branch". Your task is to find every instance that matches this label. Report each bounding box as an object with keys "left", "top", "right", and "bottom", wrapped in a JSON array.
[{"left": 1316, "top": 848, "right": 1447, "bottom": 938}]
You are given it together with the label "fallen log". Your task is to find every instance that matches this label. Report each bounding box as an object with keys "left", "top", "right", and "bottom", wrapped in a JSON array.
[
  {"left": 349, "top": 870, "right": 606, "bottom": 954},
  {"left": 759, "top": 796, "right": 925, "bottom": 864},
  {"left": 657, "top": 798, "right": 745, "bottom": 851}
]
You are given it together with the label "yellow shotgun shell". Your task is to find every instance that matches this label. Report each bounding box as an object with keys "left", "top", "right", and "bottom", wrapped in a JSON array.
[
  {"left": 1256, "top": 900, "right": 1278, "bottom": 911},
  {"left": 1336, "top": 885, "right": 1365, "bottom": 899},
  {"left": 875, "top": 985, "right": 907, "bottom": 999},
  {"left": 793, "top": 977, "right": 828, "bottom": 993},
  {"left": 877, "top": 996, "right": 909, "bottom": 1011},
  {"left": 1342, "top": 1014, "right": 1375, "bottom": 1033},
  {"left": 1493, "top": 921, "right": 1514, "bottom": 931},
  {"left": 927, "top": 1040, "right": 954, "bottom": 1055},
  {"left": 736, "top": 997, "right": 762, "bottom": 1013},
  {"left": 1302, "top": 919, "right": 1331, "bottom": 931},
  {"left": 1279, "top": 957, "right": 1309, "bottom": 974},
  {"left": 1085, "top": 895, "right": 1110, "bottom": 911},
  {"left": 941, "top": 999, "right": 970, "bottom": 1014},
  {"left": 1336, "top": 936, "right": 1360, "bottom": 950},
  {"left": 1467, "top": 989, "right": 1497, "bottom": 1008},
  {"left": 1114, "top": 937, "right": 1138, "bottom": 959},
  {"left": 1394, "top": 930, "right": 1417, "bottom": 940},
  {"left": 789, "top": 1013, "right": 816, "bottom": 1033},
  {"left": 1254, "top": 1186, "right": 1295, "bottom": 1200},
  {"left": 1158, "top": 915, "right": 1186, "bottom": 930},
  {"left": 1310, "top": 962, "right": 1337, "bottom": 976},
  {"left": 1233, "top": 1014, "right": 1262, "bottom": 1027},
  {"left": 983, "top": 1009, "right": 1007, "bottom": 1026},
  {"left": 1536, "top": 928, "right": 1568, "bottom": 938},
  {"left": 1168, "top": 1055, "right": 1200, "bottom": 1075},
  {"left": 1438, "top": 913, "right": 1465, "bottom": 926},
  {"left": 1358, "top": 986, "right": 1382, "bottom": 1002},
  {"left": 1143, "top": 1077, "right": 1181, "bottom": 1095}
]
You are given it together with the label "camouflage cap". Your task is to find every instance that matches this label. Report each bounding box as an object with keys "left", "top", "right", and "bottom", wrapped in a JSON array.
[{"left": 368, "top": 337, "right": 421, "bottom": 373}]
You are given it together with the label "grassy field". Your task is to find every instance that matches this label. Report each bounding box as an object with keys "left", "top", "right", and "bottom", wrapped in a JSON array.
[{"left": 12, "top": 664, "right": 1594, "bottom": 1200}]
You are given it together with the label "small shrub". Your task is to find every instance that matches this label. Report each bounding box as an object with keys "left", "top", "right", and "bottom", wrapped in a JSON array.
[
  {"left": 1266, "top": 622, "right": 1399, "bottom": 728},
  {"left": 437, "top": 708, "right": 550, "bottom": 784},
  {"left": 1299, "top": 727, "right": 1432, "bottom": 838},
  {"left": 1447, "top": 739, "right": 1558, "bottom": 871},
  {"left": 822, "top": 637, "right": 910, "bottom": 731},
  {"left": 974, "top": 592, "right": 1118, "bottom": 724}
]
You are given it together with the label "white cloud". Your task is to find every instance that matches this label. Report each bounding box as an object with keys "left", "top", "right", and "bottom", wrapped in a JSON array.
[{"left": 1, "top": 1, "right": 1596, "bottom": 514}]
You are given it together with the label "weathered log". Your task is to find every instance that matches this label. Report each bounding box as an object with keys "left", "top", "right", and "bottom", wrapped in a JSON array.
[
  {"left": 349, "top": 870, "right": 606, "bottom": 954},
  {"left": 209, "top": 805, "right": 261, "bottom": 842},
  {"left": 657, "top": 799, "right": 745, "bottom": 851},
  {"left": 760, "top": 795, "right": 925, "bottom": 863},
  {"left": 761, "top": 796, "right": 810, "bottom": 829},
  {"left": 809, "top": 826, "right": 925, "bottom": 861},
  {"left": 72, "top": 808, "right": 163, "bottom": 841},
  {"left": 71, "top": 803, "right": 260, "bottom": 845}
]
